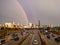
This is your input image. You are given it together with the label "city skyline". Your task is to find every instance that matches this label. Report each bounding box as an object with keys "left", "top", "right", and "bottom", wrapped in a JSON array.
[{"left": 0, "top": 0, "right": 60, "bottom": 25}]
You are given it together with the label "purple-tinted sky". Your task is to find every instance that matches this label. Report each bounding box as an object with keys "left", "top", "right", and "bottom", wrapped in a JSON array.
[
  {"left": 0, "top": 0, "right": 60, "bottom": 25},
  {"left": 18, "top": 0, "right": 60, "bottom": 25},
  {"left": 0, "top": 0, "right": 28, "bottom": 24}
]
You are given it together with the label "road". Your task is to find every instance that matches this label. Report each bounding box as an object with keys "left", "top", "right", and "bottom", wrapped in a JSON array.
[
  {"left": 1, "top": 30, "right": 60, "bottom": 45},
  {"left": 21, "top": 30, "right": 42, "bottom": 45},
  {"left": 3, "top": 32, "right": 22, "bottom": 45},
  {"left": 2, "top": 30, "right": 31, "bottom": 45},
  {"left": 40, "top": 31, "right": 60, "bottom": 45}
]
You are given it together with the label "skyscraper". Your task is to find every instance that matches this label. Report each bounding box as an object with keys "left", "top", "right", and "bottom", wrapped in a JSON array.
[{"left": 38, "top": 20, "right": 40, "bottom": 28}]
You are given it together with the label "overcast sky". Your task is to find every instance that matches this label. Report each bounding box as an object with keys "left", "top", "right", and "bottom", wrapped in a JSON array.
[
  {"left": 0, "top": 0, "right": 28, "bottom": 24},
  {"left": 0, "top": 0, "right": 60, "bottom": 25}
]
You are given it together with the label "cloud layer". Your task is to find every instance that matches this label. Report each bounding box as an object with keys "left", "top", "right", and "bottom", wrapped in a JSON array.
[
  {"left": 18, "top": 0, "right": 60, "bottom": 25},
  {"left": 0, "top": 0, "right": 60, "bottom": 25},
  {"left": 0, "top": 0, "right": 28, "bottom": 24}
]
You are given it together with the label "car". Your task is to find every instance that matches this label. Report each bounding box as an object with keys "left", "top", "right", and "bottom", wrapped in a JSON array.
[
  {"left": 13, "top": 36, "right": 19, "bottom": 41},
  {"left": 12, "top": 33, "right": 18, "bottom": 38},
  {"left": 12, "top": 34, "right": 19, "bottom": 41},
  {"left": 47, "top": 35, "right": 50, "bottom": 39},
  {"left": 33, "top": 40, "right": 38, "bottom": 45},
  {"left": 10, "top": 33, "right": 19, "bottom": 41},
  {"left": 55, "top": 37, "right": 60, "bottom": 42},
  {"left": 51, "top": 34, "right": 55, "bottom": 37},
  {"left": 0, "top": 39, "right": 5, "bottom": 45},
  {"left": 44, "top": 32, "right": 50, "bottom": 35}
]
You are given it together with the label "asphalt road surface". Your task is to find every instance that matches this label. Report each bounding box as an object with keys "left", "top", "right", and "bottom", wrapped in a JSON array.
[
  {"left": 1, "top": 30, "right": 60, "bottom": 45},
  {"left": 21, "top": 30, "right": 42, "bottom": 45},
  {"left": 41, "top": 31, "right": 60, "bottom": 45},
  {"left": 3, "top": 32, "right": 22, "bottom": 45},
  {"left": 3, "top": 30, "right": 31, "bottom": 45}
]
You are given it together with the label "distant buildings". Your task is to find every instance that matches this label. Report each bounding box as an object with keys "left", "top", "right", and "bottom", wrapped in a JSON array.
[
  {"left": 5, "top": 22, "right": 13, "bottom": 28},
  {"left": 0, "top": 24, "right": 3, "bottom": 30},
  {"left": 4, "top": 22, "right": 22, "bottom": 28},
  {"left": 0, "top": 22, "right": 60, "bottom": 30},
  {"left": 22, "top": 23, "right": 32, "bottom": 28},
  {"left": 21, "top": 23, "right": 38, "bottom": 28}
]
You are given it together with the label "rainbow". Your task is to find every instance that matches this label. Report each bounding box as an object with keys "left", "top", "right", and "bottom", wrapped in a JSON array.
[{"left": 0, "top": 0, "right": 28, "bottom": 24}]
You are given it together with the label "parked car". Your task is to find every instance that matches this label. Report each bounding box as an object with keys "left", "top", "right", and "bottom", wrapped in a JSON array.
[{"left": 55, "top": 37, "right": 60, "bottom": 42}]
